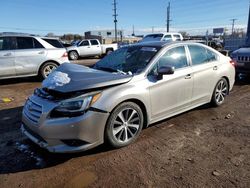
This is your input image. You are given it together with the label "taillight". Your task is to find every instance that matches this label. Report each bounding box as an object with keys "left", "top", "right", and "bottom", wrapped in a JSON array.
[
  {"left": 62, "top": 52, "right": 68, "bottom": 58},
  {"left": 229, "top": 59, "right": 236, "bottom": 66}
]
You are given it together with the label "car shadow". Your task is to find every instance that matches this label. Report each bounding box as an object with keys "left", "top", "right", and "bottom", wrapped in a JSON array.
[
  {"left": 0, "top": 76, "right": 41, "bottom": 86},
  {"left": 0, "top": 106, "right": 114, "bottom": 174},
  {"left": 234, "top": 74, "right": 250, "bottom": 85}
]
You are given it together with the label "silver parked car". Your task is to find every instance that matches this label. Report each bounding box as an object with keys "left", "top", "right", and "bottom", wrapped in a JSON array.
[
  {"left": 0, "top": 34, "right": 69, "bottom": 79},
  {"left": 21, "top": 41, "right": 235, "bottom": 153}
]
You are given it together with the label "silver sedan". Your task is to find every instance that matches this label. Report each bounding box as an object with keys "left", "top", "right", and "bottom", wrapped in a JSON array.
[{"left": 21, "top": 41, "right": 235, "bottom": 153}]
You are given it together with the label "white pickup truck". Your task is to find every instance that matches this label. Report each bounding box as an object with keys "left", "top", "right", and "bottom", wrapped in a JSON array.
[{"left": 67, "top": 39, "right": 118, "bottom": 60}]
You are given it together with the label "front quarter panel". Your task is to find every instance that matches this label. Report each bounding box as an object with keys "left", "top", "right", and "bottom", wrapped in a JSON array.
[{"left": 92, "top": 77, "right": 151, "bottom": 124}]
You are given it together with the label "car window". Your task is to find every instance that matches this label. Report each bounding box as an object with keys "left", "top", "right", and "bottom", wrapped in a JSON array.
[
  {"left": 16, "top": 37, "right": 34, "bottom": 49},
  {"left": 0, "top": 37, "right": 16, "bottom": 50},
  {"left": 90, "top": 40, "right": 99, "bottom": 45},
  {"left": 188, "top": 45, "right": 217, "bottom": 65},
  {"left": 174, "top": 34, "right": 181, "bottom": 41},
  {"left": 79, "top": 40, "right": 89, "bottom": 46},
  {"left": 142, "top": 34, "right": 164, "bottom": 42},
  {"left": 157, "top": 46, "right": 188, "bottom": 69},
  {"left": 34, "top": 38, "right": 44, "bottom": 48},
  {"left": 163, "top": 35, "right": 172, "bottom": 41},
  {"left": 42, "top": 38, "right": 63, "bottom": 48}
]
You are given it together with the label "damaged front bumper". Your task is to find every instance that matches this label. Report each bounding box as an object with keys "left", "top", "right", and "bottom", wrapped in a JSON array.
[{"left": 21, "top": 95, "right": 109, "bottom": 153}]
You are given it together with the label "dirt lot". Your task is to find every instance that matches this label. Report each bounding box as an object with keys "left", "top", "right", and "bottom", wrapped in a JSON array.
[{"left": 0, "top": 60, "right": 250, "bottom": 188}]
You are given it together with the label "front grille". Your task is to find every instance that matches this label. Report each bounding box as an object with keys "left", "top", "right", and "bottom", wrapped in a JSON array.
[
  {"left": 237, "top": 56, "right": 250, "bottom": 62},
  {"left": 23, "top": 99, "right": 42, "bottom": 124}
]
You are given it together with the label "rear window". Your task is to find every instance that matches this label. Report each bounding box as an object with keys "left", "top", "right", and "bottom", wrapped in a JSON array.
[
  {"left": 90, "top": 40, "right": 99, "bottom": 45},
  {"left": 42, "top": 38, "right": 64, "bottom": 48},
  {"left": 16, "top": 37, "right": 33, "bottom": 49}
]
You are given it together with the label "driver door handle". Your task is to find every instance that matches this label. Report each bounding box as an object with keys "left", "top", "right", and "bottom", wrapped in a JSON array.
[
  {"left": 185, "top": 74, "right": 192, "bottom": 79},
  {"left": 3, "top": 53, "right": 11, "bottom": 56},
  {"left": 38, "top": 51, "right": 45, "bottom": 54},
  {"left": 213, "top": 66, "right": 218, "bottom": 70}
]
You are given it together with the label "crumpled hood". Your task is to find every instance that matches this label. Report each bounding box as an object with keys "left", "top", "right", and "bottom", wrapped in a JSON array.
[{"left": 42, "top": 63, "right": 133, "bottom": 93}]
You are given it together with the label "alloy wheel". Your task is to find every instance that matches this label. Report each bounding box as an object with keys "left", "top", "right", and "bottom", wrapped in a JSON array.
[
  {"left": 112, "top": 108, "right": 141, "bottom": 143},
  {"left": 215, "top": 80, "right": 228, "bottom": 104},
  {"left": 43, "top": 64, "right": 57, "bottom": 77}
]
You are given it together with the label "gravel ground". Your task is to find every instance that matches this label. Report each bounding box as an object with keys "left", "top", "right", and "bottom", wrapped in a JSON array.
[{"left": 0, "top": 60, "right": 250, "bottom": 188}]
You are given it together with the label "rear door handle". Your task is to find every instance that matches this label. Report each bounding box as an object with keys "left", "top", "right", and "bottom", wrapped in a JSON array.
[
  {"left": 38, "top": 51, "right": 45, "bottom": 54},
  {"left": 3, "top": 53, "right": 11, "bottom": 56},
  {"left": 213, "top": 66, "right": 218, "bottom": 70},
  {"left": 185, "top": 74, "right": 192, "bottom": 79}
]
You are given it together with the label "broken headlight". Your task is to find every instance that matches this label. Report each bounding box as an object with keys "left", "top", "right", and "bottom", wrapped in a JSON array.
[{"left": 50, "top": 92, "right": 101, "bottom": 117}]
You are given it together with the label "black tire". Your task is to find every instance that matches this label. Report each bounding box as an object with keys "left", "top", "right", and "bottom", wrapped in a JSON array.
[
  {"left": 69, "top": 51, "right": 79, "bottom": 60},
  {"left": 211, "top": 78, "right": 229, "bottom": 107},
  {"left": 106, "top": 49, "right": 113, "bottom": 55},
  {"left": 105, "top": 102, "right": 144, "bottom": 148},
  {"left": 39, "top": 62, "right": 58, "bottom": 79}
]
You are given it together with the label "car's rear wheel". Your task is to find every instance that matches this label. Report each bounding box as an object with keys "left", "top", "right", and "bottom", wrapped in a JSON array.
[
  {"left": 211, "top": 78, "right": 229, "bottom": 106},
  {"left": 39, "top": 62, "right": 58, "bottom": 79},
  {"left": 69, "top": 51, "right": 79, "bottom": 60},
  {"left": 106, "top": 49, "right": 113, "bottom": 55},
  {"left": 105, "top": 102, "right": 144, "bottom": 148}
]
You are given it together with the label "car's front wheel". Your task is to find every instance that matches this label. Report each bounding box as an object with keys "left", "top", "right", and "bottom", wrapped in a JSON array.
[
  {"left": 105, "top": 102, "right": 144, "bottom": 148},
  {"left": 211, "top": 78, "right": 229, "bottom": 106}
]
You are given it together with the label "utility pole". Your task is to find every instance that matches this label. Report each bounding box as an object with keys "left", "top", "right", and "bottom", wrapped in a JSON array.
[
  {"left": 166, "top": 2, "right": 171, "bottom": 32},
  {"left": 113, "top": 0, "right": 118, "bottom": 42},
  {"left": 230, "top": 18, "right": 237, "bottom": 35},
  {"left": 132, "top": 25, "right": 135, "bottom": 36}
]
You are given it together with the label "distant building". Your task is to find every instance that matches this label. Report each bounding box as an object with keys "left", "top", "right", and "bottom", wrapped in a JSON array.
[{"left": 85, "top": 29, "right": 142, "bottom": 44}]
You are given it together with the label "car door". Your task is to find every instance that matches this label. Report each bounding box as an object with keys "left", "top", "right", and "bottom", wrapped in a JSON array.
[
  {"left": 90, "top": 39, "right": 102, "bottom": 56},
  {"left": 78, "top": 40, "right": 92, "bottom": 56},
  {"left": 0, "top": 36, "right": 16, "bottom": 78},
  {"left": 14, "top": 37, "right": 47, "bottom": 76},
  {"left": 147, "top": 45, "right": 193, "bottom": 121},
  {"left": 187, "top": 45, "right": 218, "bottom": 105}
]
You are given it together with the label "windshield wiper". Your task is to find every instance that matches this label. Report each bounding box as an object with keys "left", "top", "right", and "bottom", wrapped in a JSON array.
[{"left": 95, "top": 66, "right": 129, "bottom": 75}]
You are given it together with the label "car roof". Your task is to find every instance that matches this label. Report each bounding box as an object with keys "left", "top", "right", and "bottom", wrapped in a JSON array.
[{"left": 131, "top": 41, "right": 205, "bottom": 48}]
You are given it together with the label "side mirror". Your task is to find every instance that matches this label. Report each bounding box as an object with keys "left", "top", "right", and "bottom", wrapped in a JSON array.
[{"left": 157, "top": 66, "right": 175, "bottom": 80}]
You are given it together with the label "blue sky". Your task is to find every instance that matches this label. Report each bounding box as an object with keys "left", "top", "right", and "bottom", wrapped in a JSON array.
[{"left": 0, "top": 0, "right": 249, "bottom": 36}]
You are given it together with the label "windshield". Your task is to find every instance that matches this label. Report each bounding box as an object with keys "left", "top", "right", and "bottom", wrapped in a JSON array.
[{"left": 94, "top": 46, "right": 160, "bottom": 74}]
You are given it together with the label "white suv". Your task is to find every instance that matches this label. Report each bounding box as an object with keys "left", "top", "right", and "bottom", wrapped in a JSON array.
[
  {"left": 0, "top": 33, "right": 69, "bottom": 79},
  {"left": 141, "top": 32, "right": 183, "bottom": 43}
]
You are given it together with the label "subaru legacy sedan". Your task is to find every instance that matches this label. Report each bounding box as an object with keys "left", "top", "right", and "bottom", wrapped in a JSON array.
[{"left": 21, "top": 41, "right": 235, "bottom": 153}]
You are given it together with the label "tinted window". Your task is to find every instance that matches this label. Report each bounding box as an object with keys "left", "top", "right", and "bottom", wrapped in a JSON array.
[
  {"left": 79, "top": 40, "right": 89, "bottom": 46},
  {"left": 90, "top": 40, "right": 99, "bottom": 45},
  {"left": 34, "top": 38, "right": 44, "bottom": 48},
  {"left": 42, "top": 38, "right": 64, "bottom": 48},
  {"left": 188, "top": 45, "right": 217, "bottom": 65},
  {"left": 158, "top": 46, "right": 188, "bottom": 69},
  {"left": 16, "top": 37, "right": 33, "bottom": 49},
  {"left": 0, "top": 38, "right": 3, "bottom": 50},
  {"left": 0, "top": 37, "right": 14, "bottom": 50}
]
